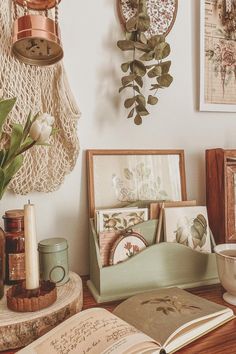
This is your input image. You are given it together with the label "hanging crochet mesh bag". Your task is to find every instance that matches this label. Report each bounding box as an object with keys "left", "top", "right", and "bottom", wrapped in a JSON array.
[{"left": 0, "top": 0, "right": 80, "bottom": 194}]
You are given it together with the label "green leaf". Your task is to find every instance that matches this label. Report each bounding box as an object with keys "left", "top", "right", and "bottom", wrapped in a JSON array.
[
  {"left": 117, "top": 40, "right": 135, "bottom": 51},
  {"left": 155, "top": 42, "right": 171, "bottom": 60},
  {"left": 157, "top": 74, "right": 173, "bottom": 87},
  {"left": 121, "top": 74, "right": 136, "bottom": 86},
  {"left": 4, "top": 155, "right": 23, "bottom": 187},
  {"left": 139, "top": 51, "right": 154, "bottom": 61},
  {"left": 0, "top": 150, "right": 6, "bottom": 167},
  {"left": 124, "top": 97, "right": 136, "bottom": 108},
  {"left": 0, "top": 98, "right": 16, "bottom": 134},
  {"left": 7, "top": 123, "right": 23, "bottom": 161},
  {"left": 135, "top": 76, "right": 143, "bottom": 87},
  {"left": 126, "top": 16, "right": 137, "bottom": 32},
  {"left": 147, "top": 66, "right": 162, "bottom": 78},
  {"left": 148, "top": 95, "right": 159, "bottom": 105},
  {"left": 134, "top": 114, "right": 142, "bottom": 125},
  {"left": 22, "top": 112, "right": 33, "bottom": 140},
  {"left": 130, "top": 60, "right": 146, "bottom": 77},
  {"left": 19, "top": 136, "right": 34, "bottom": 152},
  {"left": 121, "top": 62, "right": 130, "bottom": 73},
  {"left": 137, "top": 12, "right": 150, "bottom": 32},
  {"left": 0, "top": 168, "right": 5, "bottom": 199},
  {"left": 128, "top": 108, "right": 135, "bottom": 118}
]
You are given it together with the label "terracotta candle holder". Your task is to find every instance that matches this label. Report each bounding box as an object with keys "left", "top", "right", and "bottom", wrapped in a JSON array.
[{"left": 7, "top": 280, "right": 57, "bottom": 312}]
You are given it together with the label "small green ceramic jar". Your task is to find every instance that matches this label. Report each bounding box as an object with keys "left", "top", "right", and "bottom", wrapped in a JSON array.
[{"left": 38, "top": 238, "right": 69, "bottom": 286}]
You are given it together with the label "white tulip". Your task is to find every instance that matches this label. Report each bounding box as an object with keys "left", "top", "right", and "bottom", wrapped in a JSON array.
[{"left": 29, "top": 113, "right": 54, "bottom": 143}]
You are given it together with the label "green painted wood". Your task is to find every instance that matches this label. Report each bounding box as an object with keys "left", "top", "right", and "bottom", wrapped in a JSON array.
[{"left": 88, "top": 219, "right": 219, "bottom": 303}]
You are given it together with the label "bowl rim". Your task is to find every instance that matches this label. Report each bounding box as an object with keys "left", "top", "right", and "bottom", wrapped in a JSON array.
[{"left": 214, "top": 243, "right": 236, "bottom": 261}]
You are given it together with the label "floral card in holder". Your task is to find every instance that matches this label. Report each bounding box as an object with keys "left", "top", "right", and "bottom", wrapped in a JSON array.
[{"left": 96, "top": 207, "right": 148, "bottom": 233}]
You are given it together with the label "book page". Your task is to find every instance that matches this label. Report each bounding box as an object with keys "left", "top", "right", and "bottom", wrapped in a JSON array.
[
  {"left": 18, "top": 308, "right": 159, "bottom": 354},
  {"left": 114, "top": 287, "right": 231, "bottom": 346}
]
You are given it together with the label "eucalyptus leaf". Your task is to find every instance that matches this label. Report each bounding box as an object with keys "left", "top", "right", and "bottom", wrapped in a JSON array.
[
  {"left": 119, "top": 84, "right": 133, "bottom": 93},
  {"left": 147, "top": 66, "right": 162, "bottom": 78},
  {"left": 136, "top": 95, "right": 146, "bottom": 105},
  {"left": 129, "top": 0, "right": 139, "bottom": 8},
  {"left": 150, "top": 84, "right": 163, "bottom": 90},
  {"left": 128, "top": 108, "right": 135, "bottom": 118},
  {"left": 140, "top": 33, "right": 147, "bottom": 44},
  {"left": 134, "top": 76, "right": 143, "bottom": 87},
  {"left": 159, "top": 61, "right": 171, "bottom": 74},
  {"left": 134, "top": 42, "right": 149, "bottom": 52},
  {"left": 155, "top": 42, "right": 170, "bottom": 60},
  {"left": 148, "top": 35, "right": 165, "bottom": 49},
  {"left": 130, "top": 60, "right": 146, "bottom": 77},
  {"left": 148, "top": 95, "right": 159, "bottom": 105},
  {"left": 121, "top": 74, "right": 136, "bottom": 86},
  {"left": 134, "top": 114, "right": 142, "bottom": 125},
  {"left": 139, "top": 51, "right": 154, "bottom": 61},
  {"left": 117, "top": 40, "right": 135, "bottom": 51},
  {"left": 0, "top": 98, "right": 16, "bottom": 134},
  {"left": 136, "top": 104, "right": 149, "bottom": 116},
  {"left": 137, "top": 12, "right": 150, "bottom": 32},
  {"left": 133, "top": 85, "right": 141, "bottom": 93},
  {"left": 124, "top": 97, "right": 136, "bottom": 108},
  {"left": 121, "top": 62, "right": 131, "bottom": 73},
  {"left": 126, "top": 16, "right": 137, "bottom": 32},
  {"left": 157, "top": 74, "right": 173, "bottom": 87}
]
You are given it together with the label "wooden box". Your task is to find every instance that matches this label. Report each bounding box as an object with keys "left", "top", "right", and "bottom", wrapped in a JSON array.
[
  {"left": 206, "top": 148, "right": 236, "bottom": 244},
  {"left": 87, "top": 219, "right": 219, "bottom": 303}
]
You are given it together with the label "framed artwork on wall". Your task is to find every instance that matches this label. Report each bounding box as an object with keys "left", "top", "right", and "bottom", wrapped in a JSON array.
[
  {"left": 87, "top": 150, "right": 187, "bottom": 218},
  {"left": 200, "top": 0, "right": 236, "bottom": 112},
  {"left": 117, "top": 0, "right": 178, "bottom": 38}
]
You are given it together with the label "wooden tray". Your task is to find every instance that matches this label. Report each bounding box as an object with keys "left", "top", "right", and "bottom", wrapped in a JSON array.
[{"left": 0, "top": 272, "right": 83, "bottom": 351}]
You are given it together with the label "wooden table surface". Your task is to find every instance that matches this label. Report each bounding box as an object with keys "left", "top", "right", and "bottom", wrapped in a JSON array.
[{"left": 2, "top": 279, "right": 236, "bottom": 354}]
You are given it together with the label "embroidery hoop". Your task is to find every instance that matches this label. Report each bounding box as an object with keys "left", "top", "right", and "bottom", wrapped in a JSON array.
[
  {"left": 109, "top": 230, "right": 148, "bottom": 265},
  {"left": 117, "top": 0, "right": 178, "bottom": 37}
]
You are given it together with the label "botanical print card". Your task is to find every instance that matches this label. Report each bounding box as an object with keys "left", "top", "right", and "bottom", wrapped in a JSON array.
[
  {"left": 96, "top": 207, "right": 148, "bottom": 233},
  {"left": 164, "top": 206, "right": 212, "bottom": 253}
]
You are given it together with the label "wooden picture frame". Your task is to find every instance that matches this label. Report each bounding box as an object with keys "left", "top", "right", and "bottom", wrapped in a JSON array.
[
  {"left": 200, "top": 0, "right": 236, "bottom": 112},
  {"left": 206, "top": 148, "right": 236, "bottom": 244},
  {"left": 87, "top": 150, "right": 187, "bottom": 218}
]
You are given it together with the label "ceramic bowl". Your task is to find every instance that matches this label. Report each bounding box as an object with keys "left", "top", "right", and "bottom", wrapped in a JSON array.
[{"left": 214, "top": 243, "right": 236, "bottom": 306}]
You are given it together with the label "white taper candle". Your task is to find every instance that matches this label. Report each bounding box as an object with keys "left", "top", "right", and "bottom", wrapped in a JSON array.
[{"left": 24, "top": 201, "right": 40, "bottom": 290}]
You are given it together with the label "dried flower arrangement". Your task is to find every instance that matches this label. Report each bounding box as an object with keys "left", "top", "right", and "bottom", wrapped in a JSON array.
[{"left": 117, "top": 0, "right": 173, "bottom": 125}]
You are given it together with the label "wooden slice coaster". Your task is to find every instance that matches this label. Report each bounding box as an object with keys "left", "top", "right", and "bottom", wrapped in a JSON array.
[
  {"left": 0, "top": 272, "right": 83, "bottom": 351},
  {"left": 7, "top": 280, "right": 57, "bottom": 312}
]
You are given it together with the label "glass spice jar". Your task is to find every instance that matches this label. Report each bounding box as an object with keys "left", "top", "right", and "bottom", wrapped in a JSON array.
[
  {"left": 3, "top": 210, "right": 25, "bottom": 285},
  {"left": 0, "top": 227, "right": 5, "bottom": 299}
]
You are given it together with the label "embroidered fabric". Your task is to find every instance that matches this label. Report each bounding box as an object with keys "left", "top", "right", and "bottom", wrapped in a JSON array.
[{"left": 0, "top": 0, "right": 80, "bottom": 194}]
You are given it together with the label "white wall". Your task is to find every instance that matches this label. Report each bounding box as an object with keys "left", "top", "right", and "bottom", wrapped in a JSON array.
[{"left": 1, "top": 1, "right": 236, "bottom": 275}]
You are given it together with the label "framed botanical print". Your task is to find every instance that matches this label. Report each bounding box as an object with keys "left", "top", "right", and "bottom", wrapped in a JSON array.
[
  {"left": 87, "top": 150, "right": 187, "bottom": 217},
  {"left": 200, "top": 0, "right": 236, "bottom": 112}
]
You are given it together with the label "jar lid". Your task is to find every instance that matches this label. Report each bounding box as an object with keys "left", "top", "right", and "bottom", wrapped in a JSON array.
[
  {"left": 38, "top": 238, "right": 68, "bottom": 253},
  {"left": 4, "top": 209, "right": 24, "bottom": 219}
]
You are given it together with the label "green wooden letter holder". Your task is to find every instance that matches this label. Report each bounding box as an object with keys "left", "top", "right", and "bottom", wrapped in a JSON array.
[{"left": 87, "top": 219, "right": 219, "bottom": 303}]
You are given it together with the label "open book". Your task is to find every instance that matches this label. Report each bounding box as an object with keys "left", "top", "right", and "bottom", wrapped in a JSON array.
[{"left": 18, "top": 287, "right": 234, "bottom": 354}]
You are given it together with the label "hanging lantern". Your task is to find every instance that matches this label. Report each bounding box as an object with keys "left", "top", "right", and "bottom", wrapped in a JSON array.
[{"left": 12, "top": 0, "right": 63, "bottom": 66}]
